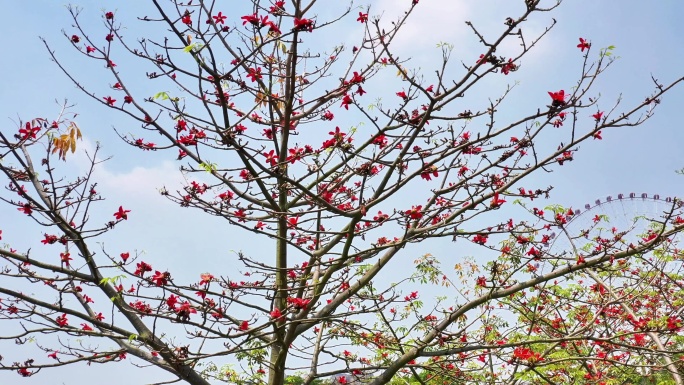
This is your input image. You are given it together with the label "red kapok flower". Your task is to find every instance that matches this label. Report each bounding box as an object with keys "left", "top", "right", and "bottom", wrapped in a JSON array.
[
  {"left": 341, "top": 94, "right": 353, "bottom": 110},
  {"left": 548, "top": 90, "right": 565, "bottom": 104},
  {"left": 200, "top": 273, "right": 214, "bottom": 285},
  {"left": 592, "top": 111, "right": 604, "bottom": 121},
  {"left": 489, "top": 192, "right": 506, "bottom": 208},
  {"left": 151, "top": 271, "right": 170, "bottom": 286},
  {"left": 60, "top": 252, "right": 72, "bottom": 266},
  {"left": 420, "top": 165, "right": 438, "bottom": 181},
  {"left": 472, "top": 234, "right": 488, "bottom": 245},
  {"left": 241, "top": 14, "right": 259, "bottom": 26},
  {"left": 322, "top": 110, "right": 334, "bottom": 120},
  {"left": 577, "top": 37, "right": 591, "bottom": 52},
  {"left": 240, "top": 320, "right": 249, "bottom": 331},
  {"left": 270, "top": 308, "right": 283, "bottom": 319},
  {"left": 18, "top": 203, "right": 33, "bottom": 215},
  {"left": 293, "top": 18, "right": 314, "bottom": 32},
  {"left": 134, "top": 261, "right": 152, "bottom": 276},
  {"left": 247, "top": 67, "right": 263, "bottom": 82},
  {"left": 212, "top": 11, "right": 227, "bottom": 24},
  {"left": 405, "top": 205, "right": 423, "bottom": 220},
  {"left": 113, "top": 206, "right": 131, "bottom": 220},
  {"left": 501, "top": 59, "right": 517, "bottom": 75},
  {"left": 56, "top": 313, "right": 68, "bottom": 327}
]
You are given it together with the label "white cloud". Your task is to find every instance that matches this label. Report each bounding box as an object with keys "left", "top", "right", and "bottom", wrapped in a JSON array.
[
  {"left": 73, "top": 139, "right": 185, "bottom": 202},
  {"left": 97, "top": 161, "right": 182, "bottom": 198}
]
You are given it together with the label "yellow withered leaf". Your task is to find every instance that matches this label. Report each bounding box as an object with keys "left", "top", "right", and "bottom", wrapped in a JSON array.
[
  {"left": 51, "top": 122, "right": 83, "bottom": 160},
  {"left": 396, "top": 66, "right": 407, "bottom": 79},
  {"left": 255, "top": 92, "right": 268, "bottom": 108}
]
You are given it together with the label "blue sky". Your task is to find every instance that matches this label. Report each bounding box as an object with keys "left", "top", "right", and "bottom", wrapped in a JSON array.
[{"left": 1, "top": 1, "right": 683, "bottom": 384}]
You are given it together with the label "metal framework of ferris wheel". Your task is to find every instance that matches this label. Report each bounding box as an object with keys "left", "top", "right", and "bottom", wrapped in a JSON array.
[
  {"left": 549, "top": 192, "right": 684, "bottom": 253},
  {"left": 569, "top": 192, "right": 682, "bottom": 221}
]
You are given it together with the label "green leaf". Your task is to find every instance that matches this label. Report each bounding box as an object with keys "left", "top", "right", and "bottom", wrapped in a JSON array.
[
  {"left": 601, "top": 46, "right": 616, "bottom": 57},
  {"left": 544, "top": 204, "right": 566, "bottom": 214},
  {"left": 183, "top": 43, "right": 205, "bottom": 53},
  {"left": 100, "top": 274, "right": 127, "bottom": 286},
  {"left": 199, "top": 162, "right": 217, "bottom": 172},
  {"left": 153, "top": 91, "right": 170, "bottom": 101}
]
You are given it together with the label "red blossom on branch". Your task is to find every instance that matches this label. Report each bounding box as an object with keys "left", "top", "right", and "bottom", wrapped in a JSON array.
[
  {"left": 55, "top": 314, "right": 68, "bottom": 327},
  {"left": 592, "top": 111, "right": 604, "bottom": 121},
  {"left": 113, "top": 206, "right": 131, "bottom": 220},
  {"left": 405, "top": 205, "right": 423, "bottom": 220},
  {"left": 341, "top": 94, "right": 353, "bottom": 110},
  {"left": 293, "top": 18, "right": 314, "bottom": 32},
  {"left": 247, "top": 67, "right": 262, "bottom": 82},
  {"left": 134, "top": 261, "right": 152, "bottom": 276},
  {"left": 489, "top": 193, "right": 506, "bottom": 208},
  {"left": 212, "top": 12, "right": 227, "bottom": 24},
  {"left": 577, "top": 37, "right": 591, "bottom": 52},
  {"left": 548, "top": 90, "right": 566, "bottom": 104}
]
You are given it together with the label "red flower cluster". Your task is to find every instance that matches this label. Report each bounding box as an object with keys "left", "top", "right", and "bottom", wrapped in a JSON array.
[
  {"left": 293, "top": 18, "right": 314, "bottom": 32},
  {"left": 512, "top": 346, "right": 543, "bottom": 363}
]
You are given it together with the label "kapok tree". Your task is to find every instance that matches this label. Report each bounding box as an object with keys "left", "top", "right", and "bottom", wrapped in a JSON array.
[{"left": 2, "top": 0, "right": 684, "bottom": 384}]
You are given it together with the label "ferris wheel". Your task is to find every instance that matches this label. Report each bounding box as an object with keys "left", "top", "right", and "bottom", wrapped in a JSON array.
[{"left": 549, "top": 192, "right": 684, "bottom": 255}]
